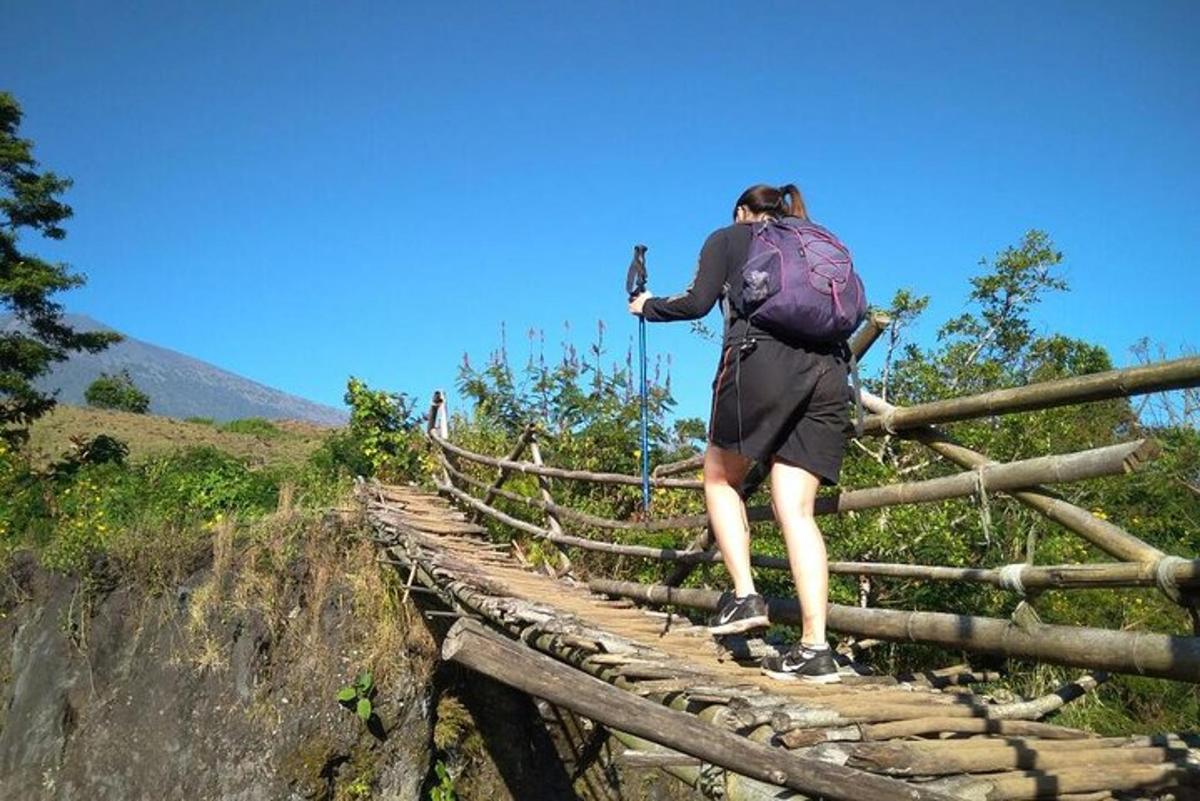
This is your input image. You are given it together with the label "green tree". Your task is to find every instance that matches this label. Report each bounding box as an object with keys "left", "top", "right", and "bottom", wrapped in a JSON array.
[
  {"left": 1, "top": 91, "right": 119, "bottom": 443},
  {"left": 84, "top": 370, "right": 151, "bottom": 414},
  {"left": 344, "top": 377, "right": 423, "bottom": 480}
]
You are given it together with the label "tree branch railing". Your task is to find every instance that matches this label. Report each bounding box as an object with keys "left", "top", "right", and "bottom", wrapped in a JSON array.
[
  {"left": 434, "top": 452, "right": 1200, "bottom": 593},
  {"left": 423, "top": 320, "right": 1200, "bottom": 680}
]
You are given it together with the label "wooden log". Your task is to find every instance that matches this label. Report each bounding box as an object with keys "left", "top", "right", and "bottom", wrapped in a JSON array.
[
  {"left": 878, "top": 737, "right": 1136, "bottom": 753},
  {"left": 441, "top": 619, "right": 963, "bottom": 801},
  {"left": 587, "top": 580, "right": 1200, "bottom": 683},
  {"left": 863, "top": 389, "right": 1166, "bottom": 564},
  {"left": 985, "top": 673, "right": 1107, "bottom": 721},
  {"left": 616, "top": 751, "right": 702, "bottom": 768},
  {"left": 847, "top": 742, "right": 1183, "bottom": 776},
  {"left": 653, "top": 453, "right": 704, "bottom": 478},
  {"left": 822, "top": 559, "right": 1200, "bottom": 592},
  {"left": 527, "top": 433, "right": 573, "bottom": 574},
  {"left": 804, "top": 439, "right": 1159, "bottom": 516},
  {"left": 859, "top": 355, "right": 1200, "bottom": 435},
  {"left": 474, "top": 424, "right": 535, "bottom": 521},
  {"left": 860, "top": 718, "right": 1096, "bottom": 743},
  {"left": 953, "top": 762, "right": 1198, "bottom": 800},
  {"left": 847, "top": 311, "right": 894, "bottom": 363}
]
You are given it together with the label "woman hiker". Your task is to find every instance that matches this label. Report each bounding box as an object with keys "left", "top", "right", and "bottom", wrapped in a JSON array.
[{"left": 628, "top": 183, "right": 855, "bottom": 683}]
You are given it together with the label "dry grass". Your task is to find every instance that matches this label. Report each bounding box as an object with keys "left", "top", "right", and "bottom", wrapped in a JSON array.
[
  {"left": 179, "top": 504, "right": 437, "bottom": 689},
  {"left": 27, "top": 404, "right": 332, "bottom": 467}
]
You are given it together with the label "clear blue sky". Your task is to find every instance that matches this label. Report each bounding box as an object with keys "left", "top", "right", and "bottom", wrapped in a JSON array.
[{"left": 3, "top": 1, "right": 1197, "bottom": 421}]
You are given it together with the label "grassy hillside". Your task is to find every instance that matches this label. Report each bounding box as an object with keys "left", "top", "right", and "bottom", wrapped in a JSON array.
[{"left": 27, "top": 405, "right": 331, "bottom": 467}]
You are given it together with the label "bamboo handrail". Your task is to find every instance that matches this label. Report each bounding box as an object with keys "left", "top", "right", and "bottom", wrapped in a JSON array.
[
  {"left": 588, "top": 579, "right": 1200, "bottom": 683},
  {"left": 860, "top": 356, "right": 1200, "bottom": 435},
  {"left": 432, "top": 431, "right": 704, "bottom": 489},
  {"left": 434, "top": 460, "right": 1200, "bottom": 593},
  {"left": 439, "top": 435, "right": 1159, "bottom": 525},
  {"left": 862, "top": 389, "right": 1167, "bottom": 565}
]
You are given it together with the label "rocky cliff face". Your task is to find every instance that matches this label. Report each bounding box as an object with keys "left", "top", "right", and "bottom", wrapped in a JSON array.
[
  {"left": 0, "top": 527, "right": 699, "bottom": 801},
  {"left": 0, "top": 551, "right": 434, "bottom": 800}
]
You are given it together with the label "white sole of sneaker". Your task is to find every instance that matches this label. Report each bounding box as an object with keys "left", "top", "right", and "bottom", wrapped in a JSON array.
[
  {"left": 707, "top": 614, "right": 770, "bottom": 636},
  {"left": 801, "top": 672, "right": 842, "bottom": 684},
  {"left": 760, "top": 667, "right": 842, "bottom": 684}
]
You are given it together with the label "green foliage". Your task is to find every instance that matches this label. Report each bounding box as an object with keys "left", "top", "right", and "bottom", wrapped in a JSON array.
[
  {"left": 218, "top": 417, "right": 279, "bottom": 437},
  {"left": 0, "top": 91, "right": 120, "bottom": 444},
  {"left": 85, "top": 370, "right": 151, "bottom": 414},
  {"left": 184, "top": 416, "right": 215, "bottom": 426},
  {"left": 429, "top": 760, "right": 457, "bottom": 801},
  {"left": 452, "top": 321, "right": 705, "bottom": 575},
  {"left": 306, "top": 428, "right": 373, "bottom": 481},
  {"left": 344, "top": 377, "right": 426, "bottom": 481},
  {"left": 336, "top": 670, "right": 376, "bottom": 724}
]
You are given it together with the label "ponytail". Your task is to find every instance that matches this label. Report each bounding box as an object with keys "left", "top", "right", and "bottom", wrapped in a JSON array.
[
  {"left": 733, "top": 182, "right": 809, "bottom": 221},
  {"left": 778, "top": 184, "right": 808, "bottom": 220}
]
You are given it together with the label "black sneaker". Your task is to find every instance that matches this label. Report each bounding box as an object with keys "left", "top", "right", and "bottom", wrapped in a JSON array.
[
  {"left": 707, "top": 592, "right": 770, "bottom": 635},
  {"left": 761, "top": 643, "right": 840, "bottom": 683}
]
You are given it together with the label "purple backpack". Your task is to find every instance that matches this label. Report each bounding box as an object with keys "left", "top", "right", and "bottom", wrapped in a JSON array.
[{"left": 740, "top": 217, "right": 867, "bottom": 342}]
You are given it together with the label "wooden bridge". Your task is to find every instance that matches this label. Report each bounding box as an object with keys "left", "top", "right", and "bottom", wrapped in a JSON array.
[{"left": 358, "top": 317, "right": 1200, "bottom": 801}]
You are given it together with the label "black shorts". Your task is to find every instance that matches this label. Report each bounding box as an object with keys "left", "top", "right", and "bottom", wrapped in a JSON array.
[{"left": 708, "top": 337, "right": 850, "bottom": 485}]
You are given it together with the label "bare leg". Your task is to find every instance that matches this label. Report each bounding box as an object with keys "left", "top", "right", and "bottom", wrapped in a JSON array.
[
  {"left": 769, "top": 459, "right": 827, "bottom": 644},
  {"left": 703, "top": 444, "right": 754, "bottom": 597}
]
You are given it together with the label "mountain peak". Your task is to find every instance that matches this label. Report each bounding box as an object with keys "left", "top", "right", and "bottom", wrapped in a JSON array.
[{"left": 2, "top": 314, "right": 347, "bottom": 426}]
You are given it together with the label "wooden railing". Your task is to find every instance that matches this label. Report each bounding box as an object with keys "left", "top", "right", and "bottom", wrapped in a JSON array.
[{"left": 424, "top": 317, "right": 1200, "bottom": 683}]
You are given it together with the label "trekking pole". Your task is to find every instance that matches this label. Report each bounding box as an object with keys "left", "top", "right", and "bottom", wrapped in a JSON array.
[{"left": 626, "top": 244, "right": 651, "bottom": 512}]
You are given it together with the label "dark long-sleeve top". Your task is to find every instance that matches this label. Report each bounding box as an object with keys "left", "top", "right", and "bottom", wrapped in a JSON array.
[{"left": 640, "top": 223, "right": 753, "bottom": 346}]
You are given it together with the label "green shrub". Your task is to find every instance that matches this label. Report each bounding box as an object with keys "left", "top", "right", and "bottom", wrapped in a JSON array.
[
  {"left": 344, "top": 378, "right": 426, "bottom": 481},
  {"left": 141, "top": 447, "right": 279, "bottom": 524},
  {"left": 306, "top": 429, "right": 373, "bottom": 482},
  {"left": 85, "top": 370, "right": 151, "bottom": 414}
]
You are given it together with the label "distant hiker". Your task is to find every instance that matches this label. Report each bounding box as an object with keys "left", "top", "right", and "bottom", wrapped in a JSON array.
[{"left": 629, "top": 183, "right": 865, "bottom": 683}]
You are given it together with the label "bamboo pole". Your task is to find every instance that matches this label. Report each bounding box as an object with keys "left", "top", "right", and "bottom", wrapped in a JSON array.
[
  {"left": 528, "top": 431, "right": 572, "bottom": 575},
  {"left": 951, "top": 762, "right": 1198, "bottom": 801},
  {"left": 441, "top": 619, "right": 963, "bottom": 801},
  {"left": 859, "top": 356, "right": 1200, "bottom": 435},
  {"left": 847, "top": 311, "right": 894, "bottom": 364},
  {"left": 478, "top": 424, "right": 536, "bottom": 510},
  {"left": 848, "top": 743, "right": 1186, "bottom": 777},
  {"left": 587, "top": 580, "right": 1200, "bottom": 683},
  {"left": 861, "top": 389, "right": 1167, "bottom": 564}
]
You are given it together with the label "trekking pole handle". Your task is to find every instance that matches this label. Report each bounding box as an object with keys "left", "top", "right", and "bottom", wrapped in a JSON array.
[{"left": 626, "top": 244, "right": 648, "bottom": 301}]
